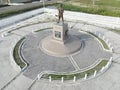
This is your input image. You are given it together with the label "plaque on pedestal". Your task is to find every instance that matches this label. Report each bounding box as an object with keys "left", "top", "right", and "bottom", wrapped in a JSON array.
[{"left": 53, "top": 23, "right": 68, "bottom": 43}]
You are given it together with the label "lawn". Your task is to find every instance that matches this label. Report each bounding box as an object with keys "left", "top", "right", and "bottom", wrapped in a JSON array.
[
  {"left": 87, "top": 31, "right": 110, "bottom": 50},
  {"left": 1, "top": 0, "right": 120, "bottom": 18},
  {"left": 56, "top": 0, "right": 120, "bottom": 17},
  {"left": 13, "top": 37, "right": 28, "bottom": 69},
  {"left": 65, "top": 0, "right": 120, "bottom": 8}
]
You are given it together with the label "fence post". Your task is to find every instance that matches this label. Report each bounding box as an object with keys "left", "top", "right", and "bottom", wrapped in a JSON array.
[
  {"left": 110, "top": 57, "right": 113, "bottom": 62},
  {"left": 61, "top": 77, "right": 64, "bottom": 83},
  {"left": 84, "top": 74, "right": 87, "bottom": 80},
  {"left": 1, "top": 33, "right": 4, "bottom": 37},
  {"left": 100, "top": 66, "right": 105, "bottom": 72},
  {"left": 73, "top": 76, "right": 76, "bottom": 82},
  {"left": 111, "top": 47, "right": 113, "bottom": 51},
  {"left": 102, "top": 36, "right": 105, "bottom": 40},
  {"left": 49, "top": 76, "right": 51, "bottom": 82},
  {"left": 106, "top": 39, "right": 109, "bottom": 44},
  {"left": 108, "top": 57, "right": 112, "bottom": 65},
  {"left": 106, "top": 59, "right": 112, "bottom": 68},
  {"left": 94, "top": 70, "right": 97, "bottom": 77},
  {"left": 98, "top": 33, "right": 101, "bottom": 38},
  {"left": 37, "top": 74, "right": 40, "bottom": 80}
]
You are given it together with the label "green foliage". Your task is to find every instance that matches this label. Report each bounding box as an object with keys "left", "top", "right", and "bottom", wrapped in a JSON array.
[
  {"left": 13, "top": 37, "right": 27, "bottom": 69},
  {"left": 95, "top": 0, "right": 120, "bottom": 7},
  {"left": 98, "top": 38, "right": 110, "bottom": 50},
  {"left": 86, "top": 31, "right": 110, "bottom": 50},
  {"left": 108, "top": 29, "right": 120, "bottom": 34},
  {"left": 62, "top": 4, "right": 120, "bottom": 17},
  {"left": 65, "top": 0, "right": 120, "bottom": 8}
]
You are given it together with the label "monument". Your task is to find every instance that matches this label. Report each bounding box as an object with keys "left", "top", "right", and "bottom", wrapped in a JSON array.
[
  {"left": 57, "top": 3, "right": 64, "bottom": 23},
  {"left": 41, "top": 3, "right": 82, "bottom": 57},
  {"left": 14, "top": 3, "right": 111, "bottom": 81}
]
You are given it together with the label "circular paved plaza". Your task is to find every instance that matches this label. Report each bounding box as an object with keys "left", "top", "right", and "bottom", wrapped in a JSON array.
[{"left": 20, "top": 27, "right": 111, "bottom": 79}]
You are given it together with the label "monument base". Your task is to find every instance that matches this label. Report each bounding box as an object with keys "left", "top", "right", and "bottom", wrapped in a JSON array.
[
  {"left": 53, "top": 23, "right": 68, "bottom": 44},
  {"left": 41, "top": 22, "right": 82, "bottom": 57},
  {"left": 41, "top": 35, "right": 82, "bottom": 57}
]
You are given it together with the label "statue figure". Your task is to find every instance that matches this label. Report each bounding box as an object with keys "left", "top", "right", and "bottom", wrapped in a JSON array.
[
  {"left": 5, "top": 0, "right": 10, "bottom": 4},
  {"left": 57, "top": 3, "right": 64, "bottom": 23}
]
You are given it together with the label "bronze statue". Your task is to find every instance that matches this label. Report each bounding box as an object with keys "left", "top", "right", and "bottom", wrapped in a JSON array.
[{"left": 57, "top": 3, "right": 64, "bottom": 23}]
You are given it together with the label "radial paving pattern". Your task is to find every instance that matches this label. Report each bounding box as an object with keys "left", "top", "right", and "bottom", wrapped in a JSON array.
[{"left": 20, "top": 29, "right": 111, "bottom": 79}]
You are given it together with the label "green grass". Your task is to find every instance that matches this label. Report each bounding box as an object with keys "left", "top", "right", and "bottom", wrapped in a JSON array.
[
  {"left": 1, "top": 1, "right": 120, "bottom": 19},
  {"left": 98, "top": 37, "right": 110, "bottom": 50},
  {"left": 65, "top": 0, "right": 120, "bottom": 8},
  {"left": 114, "top": 30, "right": 120, "bottom": 34},
  {"left": 56, "top": 0, "right": 120, "bottom": 17},
  {"left": 58, "top": 3, "right": 120, "bottom": 17},
  {"left": 96, "top": 0, "right": 120, "bottom": 8},
  {"left": 42, "top": 60, "right": 108, "bottom": 80},
  {"left": 13, "top": 37, "right": 28, "bottom": 69},
  {"left": 87, "top": 31, "right": 110, "bottom": 50},
  {"left": 110, "top": 29, "right": 120, "bottom": 34},
  {"left": 1, "top": 0, "right": 120, "bottom": 18}
]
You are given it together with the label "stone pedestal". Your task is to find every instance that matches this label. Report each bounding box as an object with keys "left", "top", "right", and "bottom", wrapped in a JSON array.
[
  {"left": 41, "top": 23, "right": 82, "bottom": 57},
  {"left": 53, "top": 23, "right": 68, "bottom": 43}
]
